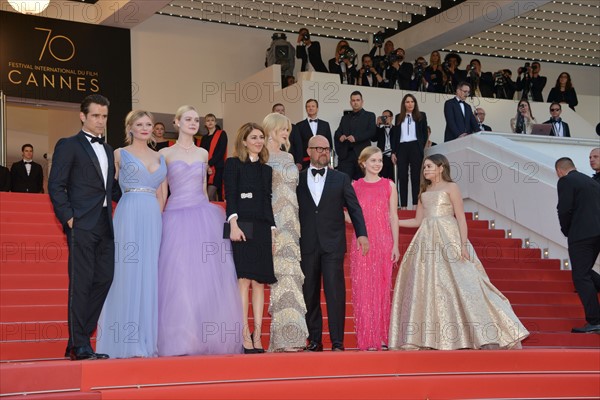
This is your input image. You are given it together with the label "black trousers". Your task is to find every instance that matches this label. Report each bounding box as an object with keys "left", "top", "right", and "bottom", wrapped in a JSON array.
[
  {"left": 568, "top": 235, "right": 600, "bottom": 325},
  {"left": 65, "top": 208, "right": 114, "bottom": 348},
  {"left": 396, "top": 141, "right": 423, "bottom": 207},
  {"left": 301, "top": 248, "right": 346, "bottom": 347},
  {"left": 337, "top": 157, "right": 362, "bottom": 181},
  {"left": 381, "top": 154, "right": 394, "bottom": 180}
]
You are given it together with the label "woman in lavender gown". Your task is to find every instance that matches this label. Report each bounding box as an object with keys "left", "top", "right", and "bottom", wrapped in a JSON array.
[{"left": 157, "top": 105, "right": 243, "bottom": 356}]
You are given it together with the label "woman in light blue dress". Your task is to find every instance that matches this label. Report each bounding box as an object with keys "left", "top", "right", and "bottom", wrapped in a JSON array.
[{"left": 97, "top": 110, "right": 167, "bottom": 358}]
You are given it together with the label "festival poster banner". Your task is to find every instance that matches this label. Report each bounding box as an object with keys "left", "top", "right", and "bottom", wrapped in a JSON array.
[{"left": 0, "top": 10, "right": 132, "bottom": 147}]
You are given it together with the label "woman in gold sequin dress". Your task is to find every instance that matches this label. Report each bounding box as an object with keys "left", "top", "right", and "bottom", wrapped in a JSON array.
[
  {"left": 389, "top": 154, "right": 529, "bottom": 350},
  {"left": 263, "top": 113, "right": 309, "bottom": 352}
]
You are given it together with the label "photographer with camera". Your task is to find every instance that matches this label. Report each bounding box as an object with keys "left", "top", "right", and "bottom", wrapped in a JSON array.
[
  {"left": 516, "top": 61, "right": 546, "bottom": 102},
  {"left": 493, "top": 69, "right": 516, "bottom": 99},
  {"left": 374, "top": 110, "right": 395, "bottom": 180},
  {"left": 441, "top": 53, "right": 465, "bottom": 94},
  {"left": 296, "top": 28, "right": 328, "bottom": 73},
  {"left": 328, "top": 40, "right": 358, "bottom": 85},
  {"left": 411, "top": 57, "right": 429, "bottom": 92},
  {"left": 510, "top": 99, "right": 537, "bottom": 134},
  {"left": 369, "top": 35, "right": 395, "bottom": 76},
  {"left": 383, "top": 48, "right": 413, "bottom": 90},
  {"left": 465, "top": 59, "right": 494, "bottom": 98},
  {"left": 358, "top": 54, "right": 384, "bottom": 88}
]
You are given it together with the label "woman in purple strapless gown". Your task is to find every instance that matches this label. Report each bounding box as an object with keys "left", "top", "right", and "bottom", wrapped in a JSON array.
[{"left": 157, "top": 105, "right": 243, "bottom": 356}]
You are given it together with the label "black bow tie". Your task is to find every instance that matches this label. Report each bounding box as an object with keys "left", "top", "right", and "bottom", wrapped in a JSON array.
[
  {"left": 554, "top": 118, "right": 562, "bottom": 123},
  {"left": 309, "top": 119, "right": 318, "bottom": 123},
  {"left": 311, "top": 168, "right": 325, "bottom": 177},
  {"left": 459, "top": 100, "right": 465, "bottom": 104},
  {"left": 23, "top": 161, "right": 32, "bottom": 164},
  {"left": 85, "top": 133, "right": 104, "bottom": 144}
]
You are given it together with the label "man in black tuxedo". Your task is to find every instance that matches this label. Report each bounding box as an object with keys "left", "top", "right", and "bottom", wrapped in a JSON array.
[
  {"left": 474, "top": 108, "right": 492, "bottom": 132},
  {"left": 374, "top": 109, "right": 395, "bottom": 180},
  {"left": 443, "top": 82, "right": 479, "bottom": 142},
  {"left": 296, "top": 28, "right": 328, "bottom": 73},
  {"left": 357, "top": 54, "right": 384, "bottom": 88},
  {"left": 290, "top": 99, "right": 332, "bottom": 171},
  {"left": 10, "top": 144, "right": 44, "bottom": 193},
  {"left": 555, "top": 157, "right": 600, "bottom": 334},
  {"left": 297, "top": 135, "right": 368, "bottom": 351},
  {"left": 544, "top": 102, "right": 571, "bottom": 137},
  {"left": 48, "top": 94, "right": 120, "bottom": 360},
  {"left": 334, "top": 91, "right": 376, "bottom": 179}
]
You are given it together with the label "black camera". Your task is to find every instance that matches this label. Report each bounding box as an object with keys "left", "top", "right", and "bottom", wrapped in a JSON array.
[
  {"left": 339, "top": 46, "right": 356, "bottom": 63},
  {"left": 373, "top": 32, "right": 384, "bottom": 46},
  {"left": 303, "top": 32, "right": 310, "bottom": 41},
  {"left": 494, "top": 71, "right": 505, "bottom": 85},
  {"left": 380, "top": 115, "right": 387, "bottom": 123}
]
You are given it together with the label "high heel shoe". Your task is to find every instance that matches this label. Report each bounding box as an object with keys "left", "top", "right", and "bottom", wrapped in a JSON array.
[{"left": 251, "top": 332, "right": 265, "bottom": 354}]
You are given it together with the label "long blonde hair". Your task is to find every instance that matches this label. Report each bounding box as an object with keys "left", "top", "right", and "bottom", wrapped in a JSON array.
[
  {"left": 124, "top": 110, "right": 154, "bottom": 145},
  {"left": 233, "top": 122, "right": 269, "bottom": 164},
  {"left": 262, "top": 112, "right": 291, "bottom": 151}
]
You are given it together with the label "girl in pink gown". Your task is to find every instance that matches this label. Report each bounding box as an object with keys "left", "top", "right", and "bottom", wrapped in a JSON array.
[{"left": 350, "top": 146, "right": 400, "bottom": 350}]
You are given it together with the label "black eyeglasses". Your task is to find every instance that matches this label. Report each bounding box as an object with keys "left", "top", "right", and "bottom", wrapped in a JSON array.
[
  {"left": 550, "top": 108, "right": 561, "bottom": 111},
  {"left": 309, "top": 147, "right": 331, "bottom": 153}
]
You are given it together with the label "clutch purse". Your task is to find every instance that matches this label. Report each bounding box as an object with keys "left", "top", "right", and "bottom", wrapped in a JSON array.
[{"left": 223, "top": 221, "right": 254, "bottom": 239}]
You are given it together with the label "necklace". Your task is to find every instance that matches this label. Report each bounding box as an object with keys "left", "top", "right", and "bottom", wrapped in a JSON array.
[{"left": 176, "top": 141, "right": 194, "bottom": 152}]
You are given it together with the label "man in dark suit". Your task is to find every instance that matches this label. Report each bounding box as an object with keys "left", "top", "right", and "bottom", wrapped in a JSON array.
[
  {"left": 10, "top": 144, "right": 44, "bottom": 193},
  {"left": 48, "top": 94, "right": 120, "bottom": 360},
  {"left": 290, "top": 99, "right": 332, "bottom": 171},
  {"left": 474, "top": 107, "right": 492, "bottom": 132},
  {"left": 516, "top": 61, "right": 547, "bottom": 102},
  {"left": 334, "top": 91, "right": 376, "bottom": 179},
  {"left": 297, "top": 135, "right": 368, "bottom": 351},
  {"left": 296, "top": 28, "right": 328, "bottom": 73},
  {"left": 443, "top": 81, "right": 480, "bottom": 142},
  {"left": 465, "top": 59, "right": 494, "bottom": 98},
  {"left": 0, "top": 165, "right": 10, "bottom": 191},
  {"left": 374, "top": 109, "right": 395, "bottom": 180},
  {"left": 544, "top": 102, "right": 571, "bottom": 137},
  {"left": 555, "top": 157, "right": 600, "bottom": 333},
  {"left": 357, "top": 54, "right": 384, "bottom": 87},
  {"left": 384, "top": 48, "right": 413, "bottom": 90},
  {"left": 590, "top": 148, "right": 600, "bottom": 183}
]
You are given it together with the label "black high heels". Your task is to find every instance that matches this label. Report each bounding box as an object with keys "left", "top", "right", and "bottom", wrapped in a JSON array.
[{"left": 251, "top": 332, "right": 265, "bottom": 354}]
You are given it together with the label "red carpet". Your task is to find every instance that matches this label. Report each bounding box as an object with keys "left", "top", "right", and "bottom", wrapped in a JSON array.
[{"left": 1, "top": 192, "right": 599, "bottom": 399}]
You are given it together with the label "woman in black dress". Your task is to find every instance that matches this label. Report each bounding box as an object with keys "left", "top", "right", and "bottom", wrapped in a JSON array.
[
  {"left": 224, "top": 122, "right": 276, "bottom": 353},
  {"left": 198, "top": 113, "right": 228, "bottom": 201}
]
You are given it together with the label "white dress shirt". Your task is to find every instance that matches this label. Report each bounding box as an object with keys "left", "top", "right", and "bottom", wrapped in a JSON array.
[
  {"left": 307, "top": 166, "right": 327, "bottom": 206},
  {"left": 83, "top": 129, "right": 108, "bottom": 207},
  {"left": 400, "top": 114, "right": 417, "bottom": 143},
  {"left": 308, "top": 118, "right": 318, "bottom": 135}
]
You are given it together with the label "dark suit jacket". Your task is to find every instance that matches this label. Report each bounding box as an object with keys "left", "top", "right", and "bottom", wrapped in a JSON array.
[
  {"left": 334, "top": 109, "right": 376, "bottom": 161},
  {"left": 223, "top": 157, "right": 275, "bottom": 226},
  {"left": 467, "top": 71, "right": 494, "bottom": 98},
  {"left": 385, "top": 62, "right": 413, "bottom": 90},
  {"left": 479, "top": 123, "right": 492, "bottom": 132},
  {"left": 10, "top": 160, "right": 44, "bottom": 193},
  {"left": 296, "top": 42, "right": 328, "bottom": 73},
  {"left": 290, "top": 118, "right": 332, "bottom": 167},
  {"left": 516, "top": 75, "right": 547, "bottom": 102},
  {"left": 328, "top": 58, "right": 358, "bottom": 85},
  {"left": 443, "top": 98, "right": 479, "bottom": 142},
  {"left": 391, "top": 112, "right": 428, "bottom": 157},
  {"left": 0, "top": 166, "right": 10, "bottom": 192},
  {"left": 543, "top": 119, "right": 571, "bottom": 137},
  {"left": 374, "top": 125, "right": 392, "bottom": 154},
  {"left": 297, "top": 168, "right": 367, "bottom": 255},
  {"left": 48, "top": 131, "right": 119, "bottom": 232},
  {"left": 556, "top": 170, "right": 600, "bottom": 244}
]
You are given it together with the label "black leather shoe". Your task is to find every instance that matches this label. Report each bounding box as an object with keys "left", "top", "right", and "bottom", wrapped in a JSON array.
[
  {"left": 243, "top": 346, "right": 257, "bottom": 354},
  {"left": 332, "top": 344, "right": 345, "bottom": 351},
  {"left": 64, "top": 345, "right": 71, "bottom": 358},
  {"left": 83, "top": 344, "right": 109, "bottom": 359},
  {"left": 69, "top": 346, "right": 97, "bottom": 361},
  {"left": 571, "top": 323, "right": 600, "bottom": 333},
  {"left": 305, "top": 341, "right": 323, "bottom": 352}
]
